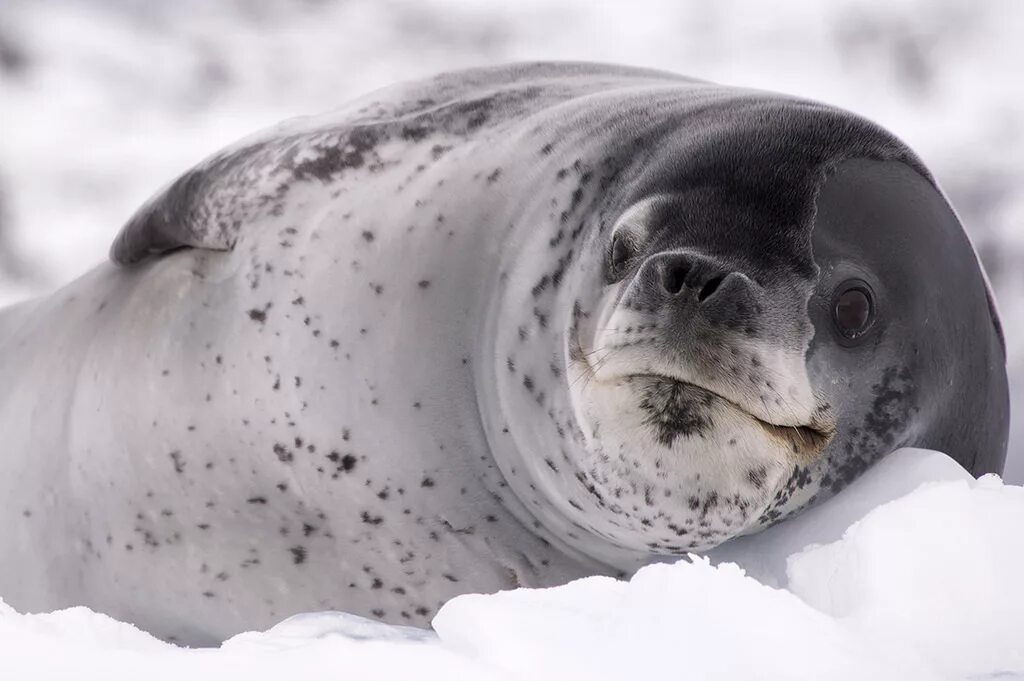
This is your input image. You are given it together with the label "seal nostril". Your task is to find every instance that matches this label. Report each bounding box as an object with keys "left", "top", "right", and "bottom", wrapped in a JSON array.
[
  {"left": 698, "top": 275, "right": 725, "bottom": 302},
  {"left": 660, "top": 264, "right": 687, "bottom": 295}
]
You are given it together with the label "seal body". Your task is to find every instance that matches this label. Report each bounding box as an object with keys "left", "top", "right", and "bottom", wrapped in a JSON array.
[{"left": 0, "top": 63, "right": 1008, "bottom": 645}]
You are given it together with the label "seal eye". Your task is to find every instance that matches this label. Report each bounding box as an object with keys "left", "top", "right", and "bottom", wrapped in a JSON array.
[
  {"left": 609, "top": 233, "right": 633, "bottom": 277},
  {"left": 833, "top": 283, "right": 874, "bottom": 339}
]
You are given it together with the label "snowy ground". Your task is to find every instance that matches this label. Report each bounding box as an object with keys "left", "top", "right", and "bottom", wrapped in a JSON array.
[{"left": 2, "top": 449, "right": 1022, "bottom": 680}]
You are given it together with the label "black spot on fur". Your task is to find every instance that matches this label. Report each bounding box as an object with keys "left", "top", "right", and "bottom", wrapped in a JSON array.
[
  {"left": 637, "top": 379, "right": 714, "bottom": 446},
  {"left": 823, "top": 364, "right": 917, "bottom": 495},
  {"left": 747, "top": 466, "right": 768, "bottom": 490},
  {"left": 327, "top": 451, "right": 357, "bottom": 473},
  {"left": 361, "top": 511, "right": 384, "bottom": 525},
  {"left": 292, "top": 128, "right": 380, "bottom": 182},
  {"left": 273, "top": 443, "right": 293, "bottom": 463},
  {"left": 401, "top": 125, "right": 430, "bottom": 142},
  {"left": 169, "top": 451, "right": 185, "bottom": 474}
]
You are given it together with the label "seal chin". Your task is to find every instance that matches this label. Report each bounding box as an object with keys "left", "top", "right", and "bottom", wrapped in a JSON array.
[
  {"left": 559, "top": 335, "right": 839, "bottom": 554},
  {"left": 628, "top": 372, "right": 835, "bottom": 461}
]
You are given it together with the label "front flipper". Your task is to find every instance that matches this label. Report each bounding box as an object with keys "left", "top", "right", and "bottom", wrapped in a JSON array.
[{"left": 109, "top": 143, "right": 278, "bottom": 265}]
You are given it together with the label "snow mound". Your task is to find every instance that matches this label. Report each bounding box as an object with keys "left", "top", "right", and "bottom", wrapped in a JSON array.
[{"left": 2, "top": 448, "right": 1022, "bottom": 680}]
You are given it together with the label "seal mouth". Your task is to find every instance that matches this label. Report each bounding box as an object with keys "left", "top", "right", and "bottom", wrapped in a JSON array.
[
  {"left": 630, "top": 372, "right": 835, "bottom": 456},
  {"left": 568, "top": 325, "right": 834, "bottom": 458}
]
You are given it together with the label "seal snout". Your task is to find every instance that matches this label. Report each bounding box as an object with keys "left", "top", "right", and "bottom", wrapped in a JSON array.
[
  {"left": 655, "top": 251, "right": 728, "bottom": 302},
  {"left": 634, "top": 250, "right": 760, "bottom": 330}
]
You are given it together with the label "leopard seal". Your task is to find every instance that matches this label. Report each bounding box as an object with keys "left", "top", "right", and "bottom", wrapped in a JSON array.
[{"left": 0, "top": 62, "right": 1008, "bottom": 645}]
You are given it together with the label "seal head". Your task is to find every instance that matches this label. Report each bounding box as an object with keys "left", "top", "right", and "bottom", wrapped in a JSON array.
[{"left": 482, "top": 90, "right": 1008, "bottom": 566}]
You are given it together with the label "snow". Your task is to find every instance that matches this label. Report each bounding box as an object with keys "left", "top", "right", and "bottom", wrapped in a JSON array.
[{"left": 3, "top": 448, "right": 1022, "bottom": 680}]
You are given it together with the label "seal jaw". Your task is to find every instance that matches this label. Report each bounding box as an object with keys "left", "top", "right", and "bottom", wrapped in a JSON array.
[
  {"left": 558, "top": 325, "right": 832, "bottom": 555},
  {"left": 550, "top": 266, "right": 835, "bottom": 556}
]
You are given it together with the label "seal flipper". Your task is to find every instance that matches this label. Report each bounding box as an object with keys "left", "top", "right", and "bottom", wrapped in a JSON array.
[{"left": 109, "top": 143, "right": 271, "bottom": 265}]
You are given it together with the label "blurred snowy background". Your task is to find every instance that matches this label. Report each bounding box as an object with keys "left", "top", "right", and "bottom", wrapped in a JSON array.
[{"left": 0, "top": 0, "right": 1021, "bottom": 481}]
